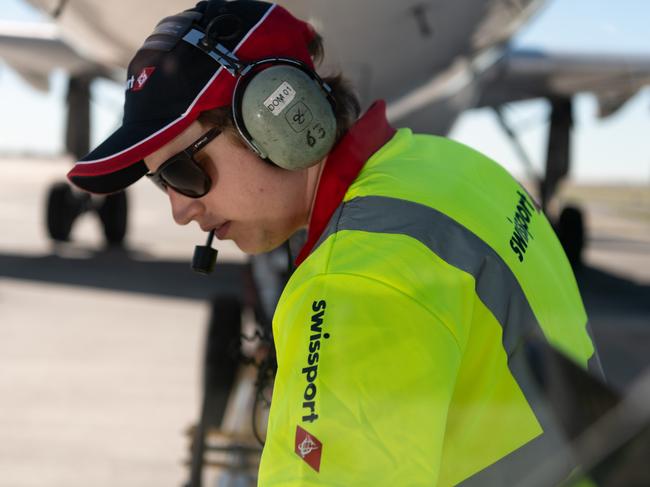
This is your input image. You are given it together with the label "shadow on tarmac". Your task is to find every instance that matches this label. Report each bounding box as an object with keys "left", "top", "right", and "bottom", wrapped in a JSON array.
[
  {"left": 0, "top": 246, "right": 245, "bottom": 301},
  {"left": 575, "top": 265, "right": 650, "bottom": 391},
  {"left": 1, "top": 247, "right": 647, "bottom": 390}
]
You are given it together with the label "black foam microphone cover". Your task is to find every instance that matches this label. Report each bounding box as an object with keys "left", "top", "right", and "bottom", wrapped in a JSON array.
[{"left": 192, "top": 231, "right": 218, "bottom": 274}]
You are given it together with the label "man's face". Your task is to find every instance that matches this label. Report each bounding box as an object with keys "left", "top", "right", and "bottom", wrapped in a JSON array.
[{"left": 144, "top": 120, "right": 313, "bottom": 254}]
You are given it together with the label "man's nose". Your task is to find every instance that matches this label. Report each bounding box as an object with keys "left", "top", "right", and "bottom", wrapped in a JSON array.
[{"left": 168, "top": 188, "right": 204, "bottom": 225}]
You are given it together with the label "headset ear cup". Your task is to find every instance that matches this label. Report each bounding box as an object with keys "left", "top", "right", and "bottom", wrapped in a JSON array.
[{"left": 235, "top": 62, "right": 336, "bottom": 170}]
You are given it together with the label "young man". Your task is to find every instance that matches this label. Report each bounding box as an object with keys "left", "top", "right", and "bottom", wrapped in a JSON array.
[{"left": 68, "top": 1, "right": 602, "bottom": 485}]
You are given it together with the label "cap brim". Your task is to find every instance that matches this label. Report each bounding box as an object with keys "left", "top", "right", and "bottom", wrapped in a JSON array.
[{"left": 67, "top": 115, "right": 193, "bottom": 194}]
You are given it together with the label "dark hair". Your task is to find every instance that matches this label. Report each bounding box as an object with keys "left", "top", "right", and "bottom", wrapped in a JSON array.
[{"left": 198, "top": 32, "right": 361, "bottom": 144}]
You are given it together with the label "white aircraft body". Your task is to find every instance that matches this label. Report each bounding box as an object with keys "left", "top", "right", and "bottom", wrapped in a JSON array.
[
  {"left": 6, "top": 0, "right": 650, "bottom": 129},
  {"left": 2, "top": 0, "right": 649, "bottom": 259}
]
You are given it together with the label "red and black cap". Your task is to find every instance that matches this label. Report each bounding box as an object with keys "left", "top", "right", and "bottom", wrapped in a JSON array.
[{"left": 67, "top": 0, "right": 316, "bottom": 194}]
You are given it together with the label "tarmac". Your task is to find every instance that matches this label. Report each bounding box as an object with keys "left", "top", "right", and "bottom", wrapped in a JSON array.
[
  {"left": 0, "top": 157, "right": 247, "bottom": 487},
  {"left": 0, "top": 157, "right": 648, "bottom": 487}
]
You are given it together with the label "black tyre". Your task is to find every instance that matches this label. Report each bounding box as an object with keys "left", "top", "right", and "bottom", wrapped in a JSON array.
[
  {"left": 202, "top": 296, "right": 243, "bottom": 429},
  {"left": 186, "top": 297, "right": 243, "bottom": 487},
  {"left": 97, "top": 191, "right": 128, "bottom": 245},
  {"left": 557, "top": 205, "right": 585, "bottom": 268},
  {"left": 46, "top": 182, "right": 78, "bottom": 241}
]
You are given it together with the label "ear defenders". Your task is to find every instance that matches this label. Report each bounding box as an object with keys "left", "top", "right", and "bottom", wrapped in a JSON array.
[{"left": 182, "top": 20, "right": 337, "bottom": 171}]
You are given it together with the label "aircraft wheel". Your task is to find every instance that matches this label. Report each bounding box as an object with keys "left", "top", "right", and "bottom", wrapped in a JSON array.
[
  {"left": 97, "top": 191, "right": 128, "bottom": 246},
  {"left": 46, "top": 182, "right": 80, "bottom": 241},
  {"left": 557, "top": 205, "right": 584, "bottom": 268}
]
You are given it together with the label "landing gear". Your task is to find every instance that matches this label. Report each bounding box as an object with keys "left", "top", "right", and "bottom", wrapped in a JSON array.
[
  {"left": 184, "top": 249, "right": 290, "bottom": 487},
  {"left": 495, "top": 97, "right": 587, "bottom": 266},
  {"left": 556, "top": 205, "right": 585, "bottom": 268},
  {"left": 543, "top": 98, "right": 585, "bottom": 268},
  {"left": 45, "top": 181, "right": 128, "bottom": 246},
  {"left": 98, "top": 191, "right": 128, "bottom": 245},
  {"left": 185, "top": 294, "right": 273, "bottom": 487},
  {"left": 46, "top": 182, "right": 88, "bottom": 241},
  {"left": 186, "top": 296, "right": 246, "bottom": 487},
  {"left": 45, "top": 73, "right": 130, "bottom": 247}
]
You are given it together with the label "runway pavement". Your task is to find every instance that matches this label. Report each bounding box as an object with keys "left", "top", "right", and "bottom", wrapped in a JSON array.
[
  {"left": 0, "top": 156, "right": 648, "bottom": 486},
  {"left": 0, "top": 279, "right": 206, "bottom": 487},
  {"left": 0, "top": 157, "right": 247, "bottom": 487}
]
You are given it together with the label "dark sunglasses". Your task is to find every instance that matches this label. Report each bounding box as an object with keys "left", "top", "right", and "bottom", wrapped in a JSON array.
[{"left": 146, "top": 127, "right": 220, "bottom": 198}]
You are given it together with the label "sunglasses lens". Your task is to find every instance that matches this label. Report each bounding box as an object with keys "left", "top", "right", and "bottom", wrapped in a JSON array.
[{"left": 161, "top": 156, "right": 211, "bottom": 198}]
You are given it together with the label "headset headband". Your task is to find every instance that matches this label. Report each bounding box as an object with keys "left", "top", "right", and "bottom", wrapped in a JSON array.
[{"left": 182, "top": 27, "right": 246, "bottom": 76}]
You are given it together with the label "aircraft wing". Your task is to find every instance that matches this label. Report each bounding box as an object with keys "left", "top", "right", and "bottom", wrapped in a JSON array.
[
  {"left": 477, "top": 48, "right": 650, "bottom": 117},
  {"left": 0, "top": 20, "right": 110, "bottom": 92}
]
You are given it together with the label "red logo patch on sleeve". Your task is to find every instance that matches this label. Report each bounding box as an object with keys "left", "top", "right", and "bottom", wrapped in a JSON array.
[{"left": 295, "top": 425, "right": 322, "bottom": 472}]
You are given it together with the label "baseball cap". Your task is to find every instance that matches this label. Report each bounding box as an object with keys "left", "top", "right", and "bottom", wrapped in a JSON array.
[{"left": 67, "top": 0, "right": 317, "bottom": 194}]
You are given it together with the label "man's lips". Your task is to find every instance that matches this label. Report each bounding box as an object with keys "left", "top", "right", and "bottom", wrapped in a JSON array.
[
  {"left": 199, "top": 220, "right": 232, "bottom": 239},
  {"left": 214, "top": 221, "right": 231, "bottom": 239},
  {"left": 200, "top": 220, "right": 227, "bottom": 232}
]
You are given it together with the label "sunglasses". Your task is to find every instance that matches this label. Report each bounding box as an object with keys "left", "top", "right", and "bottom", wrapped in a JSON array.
[{"left": 146, "top": 127, "right": 220, "bottom": 198}]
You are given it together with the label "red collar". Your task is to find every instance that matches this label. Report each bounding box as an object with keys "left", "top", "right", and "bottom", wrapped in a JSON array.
[{"left": 295, "top": 101, "right": 396, "bottom": 266}]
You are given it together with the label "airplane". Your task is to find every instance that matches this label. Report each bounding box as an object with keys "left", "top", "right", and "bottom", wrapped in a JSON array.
[
  {"left": 2, "top": 0, "right": 650, "bottom": 264},
  {"left": 1, "top": 1, "right": 649, "bottom": 485}
]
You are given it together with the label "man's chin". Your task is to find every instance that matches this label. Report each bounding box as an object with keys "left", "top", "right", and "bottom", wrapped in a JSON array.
[{"left": 234, "top": 236, "right": 287, "bottom": 256}]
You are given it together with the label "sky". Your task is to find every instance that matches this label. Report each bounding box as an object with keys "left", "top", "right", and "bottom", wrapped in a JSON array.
[{"left": 0, "top": 0, "right": 649, "bottom": 183}]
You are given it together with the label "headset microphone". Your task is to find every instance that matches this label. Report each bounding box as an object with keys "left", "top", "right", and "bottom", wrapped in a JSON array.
[{"left": 192, "top": 230, "right": 218, "bottom": 274}]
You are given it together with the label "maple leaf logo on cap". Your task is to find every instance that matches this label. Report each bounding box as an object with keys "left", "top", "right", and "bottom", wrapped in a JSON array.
[{"left": 295, "top": 425, "right": 322, "bottom": 472}]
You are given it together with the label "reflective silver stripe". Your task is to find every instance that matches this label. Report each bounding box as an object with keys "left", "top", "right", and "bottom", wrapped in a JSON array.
[
  {"left": 316, "top": 196, "right": 543, "bottom": 358},
  {"left": 464, "top": 349, "right": 577, "bottom": 487},
  {"left": 312, "top": 195, "right": 599, "bottom": 485}
]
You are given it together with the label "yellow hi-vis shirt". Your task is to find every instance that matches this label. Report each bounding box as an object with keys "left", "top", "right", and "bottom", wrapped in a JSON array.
[{"left": 258, "top": 103, "right": 600, "bottom": 486}]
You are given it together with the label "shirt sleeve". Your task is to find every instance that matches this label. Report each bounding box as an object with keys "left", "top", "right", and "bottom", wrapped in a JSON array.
[{"left": 258, "top": 272, "right": 463, "bottom": 486}]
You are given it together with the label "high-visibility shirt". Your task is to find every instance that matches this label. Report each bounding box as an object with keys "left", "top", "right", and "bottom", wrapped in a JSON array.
[{"left": 258, "top": 101, "right": 601, "bottom": 486}]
